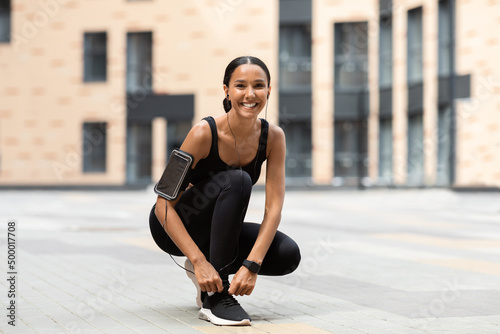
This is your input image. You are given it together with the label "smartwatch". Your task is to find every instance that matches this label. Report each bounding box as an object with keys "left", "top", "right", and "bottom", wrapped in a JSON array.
[{"left": 242, "top": 259, "right": 261, "bottom": 274}]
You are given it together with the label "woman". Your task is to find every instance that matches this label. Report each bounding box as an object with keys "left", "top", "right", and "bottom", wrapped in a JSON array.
[{"left": 149, "top": 56, "right": 301, "bottom": 326}]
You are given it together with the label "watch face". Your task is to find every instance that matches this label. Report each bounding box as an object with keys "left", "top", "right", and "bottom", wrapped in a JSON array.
[{"left": 244, "top": 260, "right": 260, "bottom": 273}]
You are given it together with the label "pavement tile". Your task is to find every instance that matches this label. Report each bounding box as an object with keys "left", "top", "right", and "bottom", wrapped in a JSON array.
[
  {"left": 0, "top": 317, "right": 38, "bottom": 334},
  {"left": 1, "top": 189, "right": 500, "bottom": 333}
]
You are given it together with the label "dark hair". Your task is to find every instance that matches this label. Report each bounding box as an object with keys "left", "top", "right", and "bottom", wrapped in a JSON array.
[{"left": 222, "top": 56, "right": 271, "bottom": 113}]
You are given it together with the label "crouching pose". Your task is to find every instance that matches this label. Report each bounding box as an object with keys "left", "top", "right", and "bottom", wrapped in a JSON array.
[{"left": 149, "top": 56, "right": 301, "bottom": 326}]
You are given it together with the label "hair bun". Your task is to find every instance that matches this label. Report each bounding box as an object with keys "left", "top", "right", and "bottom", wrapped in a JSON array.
[{"left": 223, "top": 98, "right": 232, "bottom": 113}]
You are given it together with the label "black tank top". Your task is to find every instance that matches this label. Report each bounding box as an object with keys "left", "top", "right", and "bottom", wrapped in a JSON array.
[{"left": 190, "top": 116, "right": 269, "bottom": 185}]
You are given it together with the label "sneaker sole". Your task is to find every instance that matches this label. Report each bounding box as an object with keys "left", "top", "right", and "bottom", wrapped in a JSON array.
[
  {"left": 184, "top": 259, "right": 202, "bottom": 308},
  {"left": 198, "top": 308, "right": 251, "bottom": 326}
]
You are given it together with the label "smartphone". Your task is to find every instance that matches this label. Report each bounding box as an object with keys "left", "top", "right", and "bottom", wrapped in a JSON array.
[{"left": 154, "top": 149, "right": 194, "bottom": 201}]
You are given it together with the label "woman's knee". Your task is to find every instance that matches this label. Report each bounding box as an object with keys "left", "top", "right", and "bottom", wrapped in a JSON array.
[
  {"left": 213, "top": 169, "right": 252, "bottom": 195},
  {"left": 283, "top": 238, "right": 301, "bottom": 275},
  {"left": 261, "top": 232, "right": 301, "bottom": 276}
]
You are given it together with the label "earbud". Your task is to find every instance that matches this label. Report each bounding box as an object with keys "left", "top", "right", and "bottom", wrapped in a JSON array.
[{"left": 267, "top": 94, "right": 270, "bottom": 99}]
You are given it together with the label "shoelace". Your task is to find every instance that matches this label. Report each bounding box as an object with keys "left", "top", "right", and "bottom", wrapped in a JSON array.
[{"left": 220, "top": 293, "right": 240, "bottom": 308}]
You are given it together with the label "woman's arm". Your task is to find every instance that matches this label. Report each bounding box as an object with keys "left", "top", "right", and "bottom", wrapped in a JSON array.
[
  {"left": 154, "top": 121, "right": 224, "bottom": 294},
  {"left": 229, "top": 124, "right": 286, "bottom": 296},
  {"left": 245, "top": 124, "right": 286, "bottom": 264}
]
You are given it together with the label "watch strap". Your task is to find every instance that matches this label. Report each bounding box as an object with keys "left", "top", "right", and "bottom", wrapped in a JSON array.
[{"left": 242, "top": 259, "right": 261, "bottom": 274}]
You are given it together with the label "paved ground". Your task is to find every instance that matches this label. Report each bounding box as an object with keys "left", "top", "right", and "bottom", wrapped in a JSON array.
[{"left": 1, "top": 187, "right": 500, "bottom": 334}]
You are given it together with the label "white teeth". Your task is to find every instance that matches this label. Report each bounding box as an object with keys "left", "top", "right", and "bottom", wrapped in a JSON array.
[{"left": 242, "top": 103, "right": 257, "bottom": 108}]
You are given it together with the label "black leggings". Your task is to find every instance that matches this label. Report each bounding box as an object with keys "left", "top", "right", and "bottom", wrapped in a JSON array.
[{"left": 149, "top": 169, "right": 300, "bottom": 279}]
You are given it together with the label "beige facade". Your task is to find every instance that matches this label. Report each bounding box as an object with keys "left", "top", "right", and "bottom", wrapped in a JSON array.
[
  {"left": 0, "top": 0, "right": 499, "bottom": 188},
  {"left": 454, "top": 0, "right": 500, "bottom": 187},
  {"left": 0, "top": 0, "right": 278, "bottom": 186},
  {"left": 311, "top": 0, "right": 500, "bottom": 188}
]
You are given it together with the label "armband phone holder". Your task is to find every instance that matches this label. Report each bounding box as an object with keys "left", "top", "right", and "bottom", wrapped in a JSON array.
[{"left": 154, "top": 148, "right": 194, "bottom": 201}]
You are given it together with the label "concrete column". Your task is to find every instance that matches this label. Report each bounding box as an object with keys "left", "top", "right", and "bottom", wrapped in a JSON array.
[
  {"left": 152, "top": 117, "right": 167, "bottom": 183},
  {"left": 392, "top": 0, "right": 409, "bottom": 185},
  {"left": 423, "top": 0, "right": 439, "bottom": 185},
  {"left": 311, "top": 0, "right": 334, "bottom": 185},
  {"left": 368, "top": 14, "right": 381, "bottom": 183}
]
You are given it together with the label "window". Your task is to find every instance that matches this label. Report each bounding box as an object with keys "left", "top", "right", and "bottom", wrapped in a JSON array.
[
  {"left": 83, "top": 123, "right": 107, "bottom": 173},
  {"left": 407, "top": 7, "right": 424, "bottom": 185},
  {"left": 84, "top": 32, "right": 107, "bottom": 82},
  {"left": 334, "top": 22, "right": 369, "bottom": 184},
  {"left": 334, "top": 22, "right": 369, "bottom": 89},
  {"left": 334, "top": 120, "right": 368, "bottom": 178},
  {"left": 380, "top": 0, "right": 392, "bottom": 13},
  {"left": 379, "top": 15, "right": 393, "bottom": 87},
  {"left": 407, "top": 114, "right": 424, "bottom": 184},
  {"left": 282, "top": 121, "right": 312, "bottom": 178},
  {"left": 378, "top": 1, "right": 393, "bottom": 183},
  {"left": 126, "top": 32, "right": 152, "bottom": 93},
  {"left": 407, "top": 7, "right": 423, "bottom": 83},
  {"left": 438, "top": 0, "right": 452, "bottom": 76},
  {"left": 379, "top": 118, "right": 393, "bottom": 181},
  {"left": 126, "top": 121, "right": 152, "bottom": 183},
  {"left": 0, "top": 0, "right": 11, "bottom": 43},
  {"left": 279, "top": 22, "right": 312, "bottom": 180},
  {"left": 437, "top": 0, "right": 454, "bottom": 186},
  {"left": 437, "top": 106, "right": 452, "bottom": 185},
  {"left": 279, "top": 25, "right": 312, "bottom": 91}
]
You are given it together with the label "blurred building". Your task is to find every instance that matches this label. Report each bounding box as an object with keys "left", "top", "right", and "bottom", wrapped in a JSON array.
[
  {"left": 0, "top": 0, "right": 280, "bottom": 187},
  {"left": 0, "top": 0, "right": 499, "bottom": 189}
]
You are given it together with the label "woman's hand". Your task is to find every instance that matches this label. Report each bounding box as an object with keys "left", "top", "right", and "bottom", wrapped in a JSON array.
[
  {"left": 228, "top": 266, "right": 258, "bottom": 296},
  {"left": 193, "top": 259, "right": 224, "bottom": 294}
]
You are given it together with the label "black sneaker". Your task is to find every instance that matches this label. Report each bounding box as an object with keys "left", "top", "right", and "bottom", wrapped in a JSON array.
[{"left": 198, "top": 287, "right": 251, "bottom": 326}]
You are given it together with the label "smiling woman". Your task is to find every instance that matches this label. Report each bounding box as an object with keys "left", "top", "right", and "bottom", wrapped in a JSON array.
[
  {"left": 222, "top": 56, "right": 271, "bottom": 116},
  {"left": 148, "top": 56, "right": 301, "bottom": 326}
]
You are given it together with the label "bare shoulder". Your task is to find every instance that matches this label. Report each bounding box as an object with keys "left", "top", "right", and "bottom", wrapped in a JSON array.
[
  {"left": 180, "top": 119, "right": 212, "bottom": 164},
  {"left": 268, "top": 122, "right": 285, "bottom": 138},
  {"left": 189, "top": 119, "right": 212, "bottom": 141}
]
